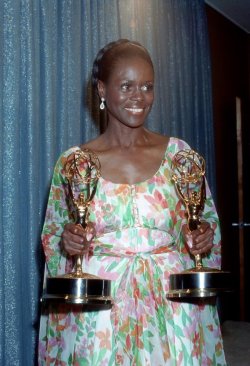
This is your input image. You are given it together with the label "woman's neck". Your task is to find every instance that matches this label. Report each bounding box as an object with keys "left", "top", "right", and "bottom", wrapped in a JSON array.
[{"left": 102, "top": 124, "right": 150, "bottom": 148}]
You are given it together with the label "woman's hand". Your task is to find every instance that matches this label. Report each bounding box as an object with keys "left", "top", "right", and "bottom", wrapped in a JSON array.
[
  {"left": 61, "top": 222, "right": 96, "bottom": 256},
  {"left": 182, "top": 221, "right": 214, "bottom": 256}
]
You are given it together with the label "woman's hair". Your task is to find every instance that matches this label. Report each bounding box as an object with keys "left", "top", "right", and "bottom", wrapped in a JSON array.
[{"left": 91, "top": 39, "right": 154, "bottom": 91}]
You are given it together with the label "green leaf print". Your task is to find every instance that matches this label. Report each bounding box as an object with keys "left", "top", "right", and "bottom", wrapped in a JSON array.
[
  {"left": 68, "top": 354, "right": 73, "bottom": 365},
  {"left": 148, "top": 183, "right": 154, "bottom": 194},
  {"left": 53, "top": 173, "right": 63, "bottom": 186},
  {"left": 107, "top": 261, "right": 119, "bottom": 271},
  {"left": 205, "top": 198, "right": 213, "bottom": 207},
  {"left": 181, "top": 308, "right": 189, "bottom": 327},
  {"left": 143, "top": 330, "right": 154, "bottom": 338},
  {"left": 92, "top": 348, "right": 107, "bottom": 365},
  {"left": 124, "top": 203, "right": 133, "bottom": 222},
  {"left": 142, "top": 216, "right": 155, "bottom": 228},
  {"left": 173, "top": 324, "right": 185, "bottom": 337},
  {"left": 203, "top": 211, "right": 217, "bottom": 220},
  {"left": 116, "top": 230, "right": 122, "bottom": 239},
  {"left": 49, "top": 328, "right": 55, "bottom": 337},
  {"left": 63, "top": 210, "right": 69, "bottom": 218},
  {"left": 143, "top": 338, "right": 154, "bottom": 353},
  {"left": 54, "top": 201, "right": 60, "bottom": 212},
  {"left": 75, "top": 356, "right": 89, "bottom": 366},
  {"left": 165, "top": 192, "right": 175, "bottom": 209},
  {"left": 76, "top": 329, "right": 84, "bottom": 339},
  {"left": 75, "top": 315, "right": 84, "bottom": 329}
]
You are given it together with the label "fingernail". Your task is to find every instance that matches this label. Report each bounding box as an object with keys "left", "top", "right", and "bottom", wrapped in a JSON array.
[
  {"left": 186, "top": 235, "right": 193, "bottom": 248},
  {"left": 86, "top": 234, "right": 92, "bottom": 241}
]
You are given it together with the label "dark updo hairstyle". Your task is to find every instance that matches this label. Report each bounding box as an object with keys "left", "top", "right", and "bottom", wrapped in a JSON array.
[{"left": 92, "top": 39, "right": 154, "bottom": 92}]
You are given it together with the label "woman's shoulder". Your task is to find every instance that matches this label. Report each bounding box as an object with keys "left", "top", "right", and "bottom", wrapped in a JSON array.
[
  {"left": 52, "top": 146, "right": 82, "bottom": 176},
  {"left": 145, "top": 130, "right": 191, "bottom": 152},
  {"left": 55, "top": 145, "right": 81, "bottom": 165},
  {"left": 167, "top": 137, "right": 191, "bottom": 153},
  {"left": 55, "top": 140, "right": 104, "bottom": 173}
]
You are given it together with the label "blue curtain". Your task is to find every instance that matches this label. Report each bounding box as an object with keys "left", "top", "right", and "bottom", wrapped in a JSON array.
[{"left": 0, "top": 1, "right": 214, "bottom": 365}]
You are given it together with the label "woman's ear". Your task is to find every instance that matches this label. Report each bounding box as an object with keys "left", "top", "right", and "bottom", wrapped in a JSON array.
[{"left": 97, "top": 80, "right": 105, "bottom": 99}]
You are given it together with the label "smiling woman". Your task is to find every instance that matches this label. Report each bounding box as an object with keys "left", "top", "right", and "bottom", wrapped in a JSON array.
[{"left": 38, "top": 39, "right": 226, "bottom": 365}]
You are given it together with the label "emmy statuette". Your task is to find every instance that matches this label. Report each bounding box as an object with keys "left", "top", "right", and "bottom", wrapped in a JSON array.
[
  {"left": 167, "top": 149, "right": 232, "bottom": 299},
  {"left": 42, "top": 149, "right": 113, "bottom": 310}
]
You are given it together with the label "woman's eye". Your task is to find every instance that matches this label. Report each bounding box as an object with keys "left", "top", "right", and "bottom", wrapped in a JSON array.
[
  {"left": 121, "top": 83, "right": 131, "bottom": 91},
  {"left": 141, "top": 83, "right": 153, "bottom": 92}
]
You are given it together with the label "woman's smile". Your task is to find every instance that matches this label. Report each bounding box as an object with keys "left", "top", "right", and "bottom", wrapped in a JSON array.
[{"left": 124, "top": 107, "right": 144, "bottom": 114}]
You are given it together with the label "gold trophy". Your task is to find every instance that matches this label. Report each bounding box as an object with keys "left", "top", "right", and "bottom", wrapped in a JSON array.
[
  {"left": 167, "top": 149, "right": 231, "bottom": 299},
  {"left": 42, "top": 149, "right": 113, "bottom": 309}
]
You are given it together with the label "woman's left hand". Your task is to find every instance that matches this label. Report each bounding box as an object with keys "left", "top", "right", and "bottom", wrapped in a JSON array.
[{"left": 182, "top": 221, "right": 214, "bottom": 256}]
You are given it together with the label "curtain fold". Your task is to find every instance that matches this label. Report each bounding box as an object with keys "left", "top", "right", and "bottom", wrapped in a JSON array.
[{"left": 0, "top": 1, "right": 214, "bottom": 365}]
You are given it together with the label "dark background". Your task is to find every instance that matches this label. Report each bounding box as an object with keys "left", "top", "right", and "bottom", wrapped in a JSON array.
[{"left": 206, "top": 4, "right": 250, "bottom": 322}]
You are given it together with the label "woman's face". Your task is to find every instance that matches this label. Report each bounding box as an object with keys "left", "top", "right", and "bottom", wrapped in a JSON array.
[{"left": 98, "top": 56, "right": 154, "bottom": 129}]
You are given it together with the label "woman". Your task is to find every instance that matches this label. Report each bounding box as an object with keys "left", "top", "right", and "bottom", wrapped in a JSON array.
[{"left": 39, "top": 39, "right": 226, "bottom": 365}]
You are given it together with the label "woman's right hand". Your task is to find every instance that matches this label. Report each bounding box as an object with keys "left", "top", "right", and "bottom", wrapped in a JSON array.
[{"left": 61, "top": 223, "right": 96, "bottom": 256}]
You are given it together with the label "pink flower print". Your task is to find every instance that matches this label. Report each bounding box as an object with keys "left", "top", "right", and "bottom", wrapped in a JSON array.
[
  {"left": 152, "top": 174, "right": 166, "bottom": 185},
  {"left": 97, "top": 265, "right": 119, "bottom": 281},
  {"left": 71, "top": 323, "right": 78, "bottom": 333},
  {"left": 103, "top": 203, "right": 113, "bottom": 214},
  {"left": 192, "top": 331, "right": 202, "bottom": 358},
  {"left": 42, "top": 234, "right": 56, "bottom": 259},
  {"left": 135, "top": 184, "right": 147, "bottom": 194},
  {"left": 215, "top": 340, "right": 223, "bottom": 355},
  {"left": 96, "top": 328, "right": 111, "bottom": 350},
  {"left": 145, "top": 190, "right": 168, "bottom": 210},
  {"left": 115, "top": 353, "right": 124, "bottom": 365},
  {"left": 131, "top": 322, "right": 144, "bottom": 348},
  {"left": 38, "top": 341, "right": 46, "bottom": 359},
  {"left": 76, "top": 338, "right": 88, "bottom": 358},
  {"left": 47, "top": 337, "right": 58, "bottom": 353},
  {"left": 126, "top": 334, "right": 131, "bottom": 350},
  {"left": 52, "top": 187, "right": 62, "bottom": 201}
]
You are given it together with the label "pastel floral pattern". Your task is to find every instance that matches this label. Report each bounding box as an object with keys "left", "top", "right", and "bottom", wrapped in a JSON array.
[{"left": 39, "top": 137, "right": 226, "bottom": 365}]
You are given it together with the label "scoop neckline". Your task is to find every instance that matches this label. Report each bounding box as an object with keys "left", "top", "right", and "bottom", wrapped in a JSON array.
[{"left": 98, "top": 137, "right": 173, "bottom": 186}]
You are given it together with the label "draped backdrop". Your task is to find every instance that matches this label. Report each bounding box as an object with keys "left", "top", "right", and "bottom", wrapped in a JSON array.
[{"left": 0, "top": 1, "right": 214, "bottom": 365}]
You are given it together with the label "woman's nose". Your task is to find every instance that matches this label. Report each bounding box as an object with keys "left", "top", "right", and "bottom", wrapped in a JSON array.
[{"left": 131, "top": 86, "right": 143, "bottom": 100}]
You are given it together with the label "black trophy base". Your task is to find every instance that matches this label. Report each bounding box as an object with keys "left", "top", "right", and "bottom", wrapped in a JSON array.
[
  {"left": 167, "top": 267, "right": 232, "bottom": 299},
  {"left": 42, "top": 274, "right": 113, "bottom": 310}
]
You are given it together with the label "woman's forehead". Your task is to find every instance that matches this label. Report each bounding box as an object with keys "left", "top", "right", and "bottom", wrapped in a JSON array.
[
  {"left": 98, "top": 43, "right": 154, "bottom": 86},
  {"left": 112, "top": 57, "right": 153, "bottom": 77}
]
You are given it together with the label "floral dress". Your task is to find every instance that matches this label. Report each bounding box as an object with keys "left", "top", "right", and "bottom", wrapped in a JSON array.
[{"left": 38, "top": 137, "right": 226, "bottom": 366}]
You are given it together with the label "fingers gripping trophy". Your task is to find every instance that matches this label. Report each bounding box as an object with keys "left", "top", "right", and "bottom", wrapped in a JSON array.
[
  {"left": 42, "top": 149, "right": 113, "bottom": 310},
  {"left": 167, "top": 149, "right": 231, "bottom": 299}
]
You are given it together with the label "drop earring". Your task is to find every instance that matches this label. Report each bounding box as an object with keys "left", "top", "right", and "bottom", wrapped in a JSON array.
[{"left": 100, "top": 97, "right": 105, "bottom": 110}]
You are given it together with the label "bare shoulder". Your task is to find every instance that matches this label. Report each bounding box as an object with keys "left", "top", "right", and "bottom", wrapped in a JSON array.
[{"left": 146, "top": 130, "right": 169, "bottom": 147}]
